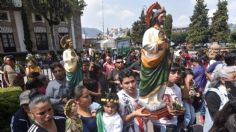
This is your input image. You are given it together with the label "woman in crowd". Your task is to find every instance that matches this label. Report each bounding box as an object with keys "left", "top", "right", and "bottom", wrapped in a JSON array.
[
  {"left": 27, "top": 95, "right": 65, "bottom": 132},
  {"left": 25, "top": 58, "right": 41, "bottom": 79},
  {"left": 65, "top": 85, "right": 98, "bottom": 132}
]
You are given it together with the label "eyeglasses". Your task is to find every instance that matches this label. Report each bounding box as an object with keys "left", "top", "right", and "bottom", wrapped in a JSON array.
[
  {"left": 36, "top": 108, "right": 52, "bottom": 116},
  {"left": 116, "top": 61, "right": 123, "bottom": 64}
]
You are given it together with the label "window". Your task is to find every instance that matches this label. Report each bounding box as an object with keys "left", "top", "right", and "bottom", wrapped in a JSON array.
[
  {"left": 35, "top": 14, "right": 42, "bottom": 21},
  {"left": 35, "top": 33, "right": 48, "bottom": 50},
  {"left": 0, "top": 33, "right": 16, "bottom": 52},
  {"left": 32, "top": 13, "right": 43, "bottom": 22},
  {"left": 0, "top": 11, "right": 9, "bottom": 21}
]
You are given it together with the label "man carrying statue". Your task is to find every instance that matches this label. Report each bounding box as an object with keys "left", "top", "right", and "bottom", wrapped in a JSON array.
[{"left": 138, "top": 1, "right": 184, "bottom": 131}]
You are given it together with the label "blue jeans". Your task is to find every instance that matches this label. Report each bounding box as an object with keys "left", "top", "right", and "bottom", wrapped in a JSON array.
[{"left": 183, "top": 101, "right": 196, "bottom": 127}]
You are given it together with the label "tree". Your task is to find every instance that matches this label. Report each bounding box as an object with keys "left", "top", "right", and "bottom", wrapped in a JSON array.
[
  {"left": 171, "top": 32, "right": 188, "bottom": 45},
  {"left": 131, "top": 9, "right": 146, "bottom": 45},
  {"left": 30, "top": 0, "right": 86, "bottom": 51},
  {"left": 186, "top": 0, "right": 209, "bottom": 45},
  {"left": 230, "top": 31, "right": 236, "bottom": 43},
  {"left": 210, "top": 0, "right": 229, "bottom": 43},
  {"left": 163, "top": 14, "right": 173, "bottom": 40}
]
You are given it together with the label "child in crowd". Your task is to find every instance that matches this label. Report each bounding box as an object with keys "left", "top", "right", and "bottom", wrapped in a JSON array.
[{"left": 96, "top": 92, "right": 123, "bottom": 132}]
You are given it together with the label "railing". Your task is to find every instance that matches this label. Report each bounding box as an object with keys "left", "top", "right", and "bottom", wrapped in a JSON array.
[{"left": 0, "top": 63, "right": 55, "bottom": 88}]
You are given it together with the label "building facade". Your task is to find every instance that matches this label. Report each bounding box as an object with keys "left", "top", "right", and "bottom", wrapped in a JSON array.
[{"left": 0, "top": 0, "right": 83, "bottom": 54}]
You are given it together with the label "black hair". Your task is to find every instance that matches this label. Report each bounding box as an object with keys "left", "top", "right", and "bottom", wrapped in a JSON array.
[
  {"left": 182, "top": 68, "right": 193, "bottom": 78},
  {"left": 224, "top": 52, "right": 236, "bottom": 66},
  {"left": 170, "top": 63, "right": 181, "bottom": 72},
  {"left": 210, "top": 99, "right": 236, "bottom": 132},
  {"left": 82, "top": 59, "right": 90, "bottom": 64},
  {"left": 115, "top": 55, "right": 123, "bottom": 61},
  {"left": 214, "top": 54, "right": 223, "bottom": 61},
  {"left": 50, "top": 62, "right": 65, "bottom": 71},
  {"left": 190, "top": 57, "right": 202, "bottom": 65},
  {"left": 119, "top": 70, "right": 134, "bottom": 83},
  {"left": 225, "top": 114, "right": 236, "bottom": 132},
  {"left": 73, "top": 85, "right": 87, "bottom": 100}
]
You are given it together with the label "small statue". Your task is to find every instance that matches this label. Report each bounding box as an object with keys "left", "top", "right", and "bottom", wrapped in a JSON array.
[
  {"left": 60, "top": 35, "right": 82, "bottom": 90},
  {"left": 64, "top": 99, "right": 83, "bottom": 132}
]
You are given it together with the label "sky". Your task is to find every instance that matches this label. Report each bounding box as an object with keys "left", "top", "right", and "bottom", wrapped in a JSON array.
[{"left": 81, "top": 0, "right": 236, "bottom": 31}]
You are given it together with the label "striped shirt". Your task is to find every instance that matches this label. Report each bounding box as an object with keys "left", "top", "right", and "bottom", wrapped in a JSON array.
[{"left": 27, "top": 116, "right": 65, "bottom": 132}]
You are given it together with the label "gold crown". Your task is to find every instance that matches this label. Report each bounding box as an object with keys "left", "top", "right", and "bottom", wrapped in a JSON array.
[{"left": 101, "top": 98, "right": 119, "bottom": 103}]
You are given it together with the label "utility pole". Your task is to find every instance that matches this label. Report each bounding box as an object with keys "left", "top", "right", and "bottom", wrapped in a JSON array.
[{"left": 102, "top": 0, "right": 104, "bottom": 38}]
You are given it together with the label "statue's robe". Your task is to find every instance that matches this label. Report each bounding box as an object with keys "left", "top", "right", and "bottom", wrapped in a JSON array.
[{"left": 139, "top": 27, "right": 171, "bottom": 111}]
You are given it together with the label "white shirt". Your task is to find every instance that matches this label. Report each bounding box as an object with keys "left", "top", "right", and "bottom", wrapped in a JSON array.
[
  {"left": 152, "top": 84, "right": 183, "bottom": 125},
  {"left": 117, "top": 90, "right": 147, "bottom": 132},
  {"left": 103, "top": 112, "right": 123, "bottom": 132}
]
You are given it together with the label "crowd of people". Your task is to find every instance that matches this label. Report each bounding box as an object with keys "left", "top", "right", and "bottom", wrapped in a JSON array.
[
  {"left": 2, "top": 1, "right": 236, "bottom": 132},
  {"left": 1, "top": 46, "right": 235, "bottom": 132}
]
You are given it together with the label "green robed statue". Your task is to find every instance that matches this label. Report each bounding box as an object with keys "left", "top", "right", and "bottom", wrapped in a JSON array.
[
  {"left": 138, "top": 1, "right": 173, "bottom": 119},
  {"left": 60, "top": 35, "right": 83, "bottom": 91}
]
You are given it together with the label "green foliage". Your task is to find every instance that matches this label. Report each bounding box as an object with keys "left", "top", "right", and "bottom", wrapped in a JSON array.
[
  {"left": 116, "top": 36, "right": 131, "bottom": 40},
  {"left": 126, "top": 30, "right": 131, "bottom": 37},
  {"left": 186, "top": 0, "right": 209, "bottom": 44},
  {"left": 163, "top": 14, "right": 173, "bottom": 39},
  {"left": 210, "top": 0, "right": 229, "bottom": 43},
  {"left": 171, "top": 32, "right": 188, "bottom": 45},
  {"left": 230, "top": 32, "right": 236, "bottom": 43},
  {"left": 31, "top": 0, "right": 86, "bottom": 26},
  {"left": 0, "top": 87, "right": 22, "bottom": 132},
  {"left": 131, "top": 9, "right": 146, "bottom": 45}
]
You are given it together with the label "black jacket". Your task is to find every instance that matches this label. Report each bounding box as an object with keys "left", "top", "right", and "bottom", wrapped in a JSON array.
[{"left": 11, "top": 107, "right": 31, "bottom": 132}]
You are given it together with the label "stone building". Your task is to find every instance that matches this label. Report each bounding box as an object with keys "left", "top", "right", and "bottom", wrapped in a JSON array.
[{"left": 0, "top": 0, "right": 83, "bottom": 53}]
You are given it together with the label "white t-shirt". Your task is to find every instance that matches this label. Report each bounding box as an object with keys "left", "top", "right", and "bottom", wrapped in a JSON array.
[
  {"left": 103, "top": 112, "right": 123, "bottom": 132},
  {"left": 152, "top": 84, "right": 183, "bottom": 126},
  {"left": 117, "top": 90, "right": 147, "bottom": 132}
]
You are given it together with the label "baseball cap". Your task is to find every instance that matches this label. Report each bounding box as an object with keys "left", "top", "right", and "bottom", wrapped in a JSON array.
[{"left": 19, "top": 90, "right": 31, "bottom": 106}]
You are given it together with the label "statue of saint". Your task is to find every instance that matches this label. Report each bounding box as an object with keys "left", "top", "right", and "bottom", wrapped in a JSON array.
[
  {"left": 60, "top": 35, "right": 83, "bottom": 91},
  {"left": 138, "top": 2, "right": 176, "bottom": 119}
]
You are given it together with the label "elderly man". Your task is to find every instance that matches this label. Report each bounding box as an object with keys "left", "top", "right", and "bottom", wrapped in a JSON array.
[{"left": 203, "top": 70, "right": 233, "bottom": 132}]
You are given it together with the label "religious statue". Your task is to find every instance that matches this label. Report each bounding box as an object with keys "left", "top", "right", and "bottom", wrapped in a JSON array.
[
  {"left": 60, "top": 35, "right": 83, "bottom": 90},
  {"left": 64, "top": 99, "right": 83, "bottom": 132},
  {"left": 138, "top": 1, "right": 183, "bottom": 119}
]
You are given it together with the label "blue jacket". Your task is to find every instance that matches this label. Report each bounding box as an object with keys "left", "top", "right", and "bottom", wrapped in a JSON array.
[{"left": 10, "top": 107, "right": 31, "bottom": 132}]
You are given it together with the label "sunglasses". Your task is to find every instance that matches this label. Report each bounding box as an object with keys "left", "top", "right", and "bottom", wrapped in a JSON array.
[
  {"left": 116, "top": 61, "right": 123, "bottom": 64},
  {"left": 36, "top": 108, "right": 52, "bottom": 116}
]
